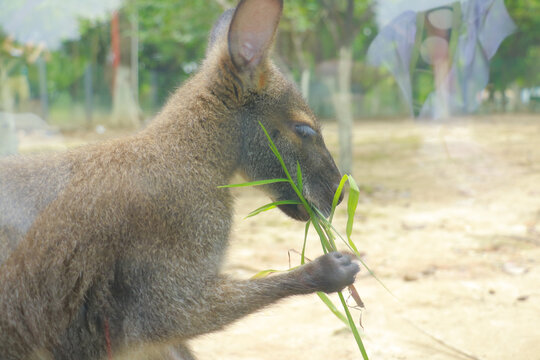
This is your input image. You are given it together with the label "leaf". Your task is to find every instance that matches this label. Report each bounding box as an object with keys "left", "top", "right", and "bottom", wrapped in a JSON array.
[
  {"left": 259, "top": 122, "right": 295, "bottom": 187},
  {"left": 296, "top": 161, "right": 303, "bottom": 193},
  {"left": 329, "top": 174, "right": 349, "bottom": 223},
  {"left": 259, "top": 122, "right": 284, "bottom": 166},
  {"left": 346, "top": 176, "right": 360, "bottom": 240},
  {"left": 316, "top": 292, "right": 349, "bottom": 327},
  {"left": 218, "top": 178, "right": 289, "bottom": 188},
  {"left": 310, "top": 216, "right": 333, "bottom": 253},
  {"left": 246, "top": 200, "right": 302, "bottom": 218},
  {"left": 301, "top": 219, "right": 311, "bottom": 265},
  {"left": 258, "top": 122, "right": 315, "bottom": 222},
  {"left": 319, "top": 216, "right": 338, "bottom": 251},
  {"left": 337, "top": 291, "right": 370, "bottom": 360},
  {"left": 254, "top": 123, "right": 371, "bottom": 359},
  {"left": 250, "top": 269, "right": 281, "bottom": 279}
]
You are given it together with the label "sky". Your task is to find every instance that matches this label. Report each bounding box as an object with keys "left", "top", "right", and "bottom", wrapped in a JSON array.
[
  {"left": 375, "top": 0, "right": 459, "bottom": 27},
  {"left": 0, "top": 0, "right": 123, "bottom": 49},
  {"left": 0, "top": 0, "right": 509, "bottom": 50}
]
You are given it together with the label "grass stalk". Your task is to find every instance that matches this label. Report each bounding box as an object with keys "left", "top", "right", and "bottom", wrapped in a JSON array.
[{"left": 220, "top": 122, "right": 371, "bottom": 359}]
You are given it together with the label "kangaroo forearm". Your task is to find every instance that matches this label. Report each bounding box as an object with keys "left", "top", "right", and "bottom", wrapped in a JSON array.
[
  {"left": 178, "top": 272, "right": 312, "bottom": 337},
  {"left": 154, "top": 254, "right": 357, "bottom": 339}
]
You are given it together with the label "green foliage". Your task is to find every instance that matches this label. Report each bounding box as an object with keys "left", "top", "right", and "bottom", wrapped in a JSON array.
[
  {"left": 218, "top": 178, "right": 289, "bottom": 188},
  {"left": 221, "top": 123, "right": 372, "bottom": 359},
  {"left": 489, "top": 1, "right": 540, "bottom": 90},
  {"left": 245, "top": 200, "right": 302, "bottom": 218},
  {"left": 128, "top": 1, "right": 221, "bottom": 67},
  {"left": 2, "top": 0, "right": 535, "bottom": 125},
  {"left": 124, "top": 0, "right": 222, "bottom": 105},
  {"left": 278, "top": 0, "right": 376, "bottom": 63}
]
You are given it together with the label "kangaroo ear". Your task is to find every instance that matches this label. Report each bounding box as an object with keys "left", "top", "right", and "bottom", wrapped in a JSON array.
[
  {"left": 228, "top": 0, "right": 283, "bottom": 72},
  {"left": 207, "top": 9, "right": 235, "bottom": 56}
]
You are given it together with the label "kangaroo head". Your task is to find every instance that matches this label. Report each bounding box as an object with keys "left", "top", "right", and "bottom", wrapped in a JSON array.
[{"left": 207, "top": 0, "right": 343, "bottom": 221}]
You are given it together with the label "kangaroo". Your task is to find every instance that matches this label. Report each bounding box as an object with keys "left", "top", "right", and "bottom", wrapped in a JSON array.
[{"left": 0, "top": 0, "right": 359, "bottom": 359}]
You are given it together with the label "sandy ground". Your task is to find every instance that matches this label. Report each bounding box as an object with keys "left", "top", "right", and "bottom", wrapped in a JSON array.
[
  {"left": 19, "top": 115, "right": 540, "bottom": 359},
  {"left": 190, "top": 115, "right": 540, "bottom": 360}
]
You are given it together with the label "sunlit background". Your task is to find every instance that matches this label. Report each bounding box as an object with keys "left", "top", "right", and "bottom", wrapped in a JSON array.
[
  {"left": 1, "top": 0, "right": 539, "bottom": 359},
  {"left": 1, "top": 0, "right": 537, "bottom": 149}
]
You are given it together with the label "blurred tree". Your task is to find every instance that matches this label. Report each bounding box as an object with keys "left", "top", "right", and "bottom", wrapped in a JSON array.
[
  {"left": 0, "top": 33, "right": 19, "bottom": 156},
  {"left": 109, "top": 10, "right": 140, "bottom": 129},
  {"left": 125, "top": 0, "right": 222, "bottom": 109},
  {"left": 321, "top": 0, "right": 375, "bottom": 175},
  {"left": 489, "top": 0, "right": 540, "bottom": 108},
  {"left": 279, "top": 0, "right": 375, "bottom": 175},
  {"left": 278, "top": 0, "right": 322, "bottom": 100}
]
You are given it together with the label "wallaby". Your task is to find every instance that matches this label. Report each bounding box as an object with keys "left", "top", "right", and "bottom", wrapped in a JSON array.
[{"left": 0, "top": 0, "right": 359, "bottom": 359}]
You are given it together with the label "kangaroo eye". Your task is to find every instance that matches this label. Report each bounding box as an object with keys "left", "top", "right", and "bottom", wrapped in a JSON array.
[{"left": 294, "top": 124, "right": 316, "bottom": 138}]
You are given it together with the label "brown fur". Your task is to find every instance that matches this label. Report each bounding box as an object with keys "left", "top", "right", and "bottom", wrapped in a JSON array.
[{"left": 0, "top": 1, "right": 359, "bottom": 359}]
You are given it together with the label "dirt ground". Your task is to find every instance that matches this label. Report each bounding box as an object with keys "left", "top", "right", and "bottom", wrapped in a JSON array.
[
  {"left": 20, "top": 115, "right": 540, "bottom": 359},
  {"left": 190, "top": 115, "right": 540, "bottom": 360}
]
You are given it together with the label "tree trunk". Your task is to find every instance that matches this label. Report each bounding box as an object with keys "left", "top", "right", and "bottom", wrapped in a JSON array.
[
  {"left": 84, "top": 64, "right": 93, "bottom": 126},
  {"left": 150, "top": 70, "right": 159, "bottom": 111},
  {"left": 0, "top": 64, "right": 18, "bottom": 156},
  {"left": 291, "top": 32, "right": 311, "bottom": 102},
  {"left": 300, "top": 68, "right": 310, "bottom": 102},
  {"left": 334, "top": 46, "right": 354, "bottom": 175},
  {"left": 37, "top": 56, "right": 48, "bottom": 122},
  {"left": 130, "top": 7, "right": 139, "bottom": 105},
  {"left": 111, "top": 66, "right": 140, "bottom": 129}
]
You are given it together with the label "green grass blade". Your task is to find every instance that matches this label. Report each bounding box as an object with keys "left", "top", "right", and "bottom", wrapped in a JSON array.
[
  {"left": 262, "top": 126, "right": 281, "bottom": 159},
  {"left": 296, "top": 161, "right": 303, "bottom": 193},
  {"left": 258, "top": 123, "right": 319, "bottom": 226},
  {"left": 259, "top": 122, "right": 294, "bottom": 182},
  {"left": 319, "top": 218, "right": 338, "bottom": 251},
  {"left": 218, "top": 178, "right": 289, "bottom": 188},
  {"left": 314, "top": 211, "right": 357, "bottom": 254},
  {"left": 258, "top": 123, "right": 329, "bottom": 254},
  {"left": 358, "top": 258, "right": 398, "bottom": 300},
  {"left": 301, "top": 220, "right": 311, "bottom": 265},
  {"left": 329, "top": 174, "right": 349, "bottom": 223},
  {"left": 346, "top": 176, "right": 360, "bottom": 240},
  {"left": 250, "top": 269, "right": 281, "bottom": 279},
  {"left": 319, "top": 215, "right": 358, "bottom": 254},
  {"left": 317, "top": 292, "right": 349, "bottom": 327},
  {"left": 256, "top": 122, "right": 371, "bottom": 357},
  {"left": 246, "top": 200, "right": 302, "bottom": 218},
  {"left": 316, "top": 216, "right": 397, "bottom": 299},
  {"left": 338, "top": 291, "right": 370, "bottom": 360},
  {"left": 310, "top": 216, "right": 332, "bottom": 253}
]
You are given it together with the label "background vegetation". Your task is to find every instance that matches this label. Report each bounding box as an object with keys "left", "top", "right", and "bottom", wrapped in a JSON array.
[{"left": 0, "top": 0, "right": 539, "bottom": 160}]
